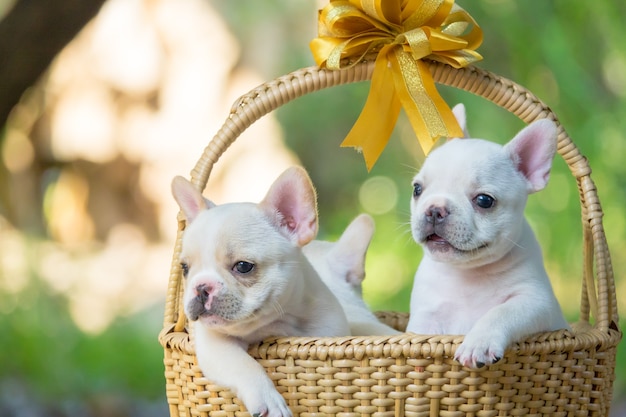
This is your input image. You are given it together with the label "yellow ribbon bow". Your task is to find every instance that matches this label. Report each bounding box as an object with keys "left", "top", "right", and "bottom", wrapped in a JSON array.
[{"left": 310, "top": 0, "right": 483, "bottom": 170}]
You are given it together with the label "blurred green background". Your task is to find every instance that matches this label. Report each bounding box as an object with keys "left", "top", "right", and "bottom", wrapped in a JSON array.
[{"left": 0, "top": 0, "right": 623, "bottom": 416}]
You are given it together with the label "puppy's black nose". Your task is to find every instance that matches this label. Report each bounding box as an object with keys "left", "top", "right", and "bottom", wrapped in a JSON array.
[{"left": 425, "top": 206, "right": 448, "bottom": 224}]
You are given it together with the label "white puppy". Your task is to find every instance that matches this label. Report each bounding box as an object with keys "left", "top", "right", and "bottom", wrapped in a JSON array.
[
  {"left": 171, "top": 167, "right": 350, "bottom": 417},
  {"left": 407, "top": 104, "right": 570, "bottom": 368},
  {"left": 303, "top": 214, "right": 400, "bottom": 336}
]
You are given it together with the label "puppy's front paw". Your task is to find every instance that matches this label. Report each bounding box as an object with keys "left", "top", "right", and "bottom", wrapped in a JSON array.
[
  {"left": 242, "top": 383, "right": 292, "bottom": 417},
  {"left": 454, "top": 333, "right": 506, "bottom": 369}
]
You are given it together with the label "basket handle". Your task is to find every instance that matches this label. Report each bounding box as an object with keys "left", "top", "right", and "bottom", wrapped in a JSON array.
[{"left": 162, "top": 61, "right": 617, "bottom": 334}]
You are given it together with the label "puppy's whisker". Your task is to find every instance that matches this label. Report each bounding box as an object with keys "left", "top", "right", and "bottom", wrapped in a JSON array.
[
  {"left": 502, "top": 235, "right": 526, "bottom": 250},
  {"left": 272, "top": 301, "right": 285, "bottom": 318},
  {"left": 395, "top": 225, "right": 411, "bottom": 237},
  {"left": 245, "top": 306, "right": 260, "bottom": 321},
  {"left": 400, "top": 162, "right": 421, "bottom": 173},
  {"left": 392, "top": 220, "right": 418, "bottom": 248},
  {"left": 393, "top": 221, "right": 410, "bottom": 234}
]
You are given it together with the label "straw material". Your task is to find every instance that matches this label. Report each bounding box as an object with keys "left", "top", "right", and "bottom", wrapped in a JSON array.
[{"left": 158, "top": 61, "right": 621, "bottom": 417}]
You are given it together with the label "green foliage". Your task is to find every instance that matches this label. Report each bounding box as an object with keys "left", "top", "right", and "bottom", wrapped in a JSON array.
[{"left": 0, "top": 277, "right": 165, "bottom": 411}]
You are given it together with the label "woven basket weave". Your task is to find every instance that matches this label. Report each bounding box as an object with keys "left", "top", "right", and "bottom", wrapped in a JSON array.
[{"left": 158, "top": 61, "right": 622, "bottom": 417}]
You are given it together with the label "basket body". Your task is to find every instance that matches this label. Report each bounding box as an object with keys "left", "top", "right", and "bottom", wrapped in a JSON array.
[
  {"left": 159, "top": 61, "right": 621, "bottom": 417},
  {"left": 162, "top": 319, "right": 619, "bottom": 417}
]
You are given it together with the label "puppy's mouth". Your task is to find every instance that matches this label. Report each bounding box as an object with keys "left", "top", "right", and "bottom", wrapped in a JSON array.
[
  {"left": 425, "top": 233, "right": 455, "bottom": 252},
  {"left": 425, "top": 234, "right": 488, "bottom": 253}
]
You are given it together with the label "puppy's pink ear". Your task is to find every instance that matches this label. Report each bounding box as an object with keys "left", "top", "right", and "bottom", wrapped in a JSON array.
[
  {"left": 328, "top": 214, "right": 375, "bottom": 288},
  {"left": 261, "top": 166, "right": 318, "bottom": 247},
  {"left": 171, "top": 176, "right": 215, "bottom": 223},
  {"left": 451, "top": 103, "right": 469, "bottom": 138},
  {"left": 505, "top": 119, "right": 558, "bottom": 193}
]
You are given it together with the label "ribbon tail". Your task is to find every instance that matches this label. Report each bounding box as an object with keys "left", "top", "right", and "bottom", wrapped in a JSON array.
[
  {"left": 341, "top": 49, "right": 402, "bottom": 171},
  {"left": 390, "top": 49, "right": 463, "bottom": 154}
]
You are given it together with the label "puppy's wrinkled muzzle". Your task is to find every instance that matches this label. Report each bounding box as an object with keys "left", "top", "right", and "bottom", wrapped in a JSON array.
[
  {"left": 419, "top": 212, "right": 452, "bottom": 247},
  {"left": 187, "top": 299, "right": 206, "bottom": 322},
  {"left": 187, "top": 282, "right": 219, "bottom": 321},
  {"left": 421, "top": 205, "right": 454, "bottom": 251},
  {"left": 186, "top": 282, "right": 243, "bottom": 323}
]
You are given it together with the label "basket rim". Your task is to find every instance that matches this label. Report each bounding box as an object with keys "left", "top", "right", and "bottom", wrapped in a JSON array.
[
  {"left": 160, "top": 60, "right": 619, "bottom": 349},
  {"left": 159, "top": 313, "right": 622, "bottom": 363}
]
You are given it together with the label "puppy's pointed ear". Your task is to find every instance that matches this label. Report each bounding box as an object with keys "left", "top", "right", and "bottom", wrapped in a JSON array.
[
  {"left": 504, "top": 119, "right": 558, "bottom": 193},
  {"left": 328, "top": 214, "right": 375, "bottom": 288},
  {"left": 451, "top": 103, "right": 469, "bottom": 138},
  {"left": 261, "top": 167, "right": 318, "bottom": 247},
  {"left": 171, "top": 176, "right": 215, "bottom": 223}
]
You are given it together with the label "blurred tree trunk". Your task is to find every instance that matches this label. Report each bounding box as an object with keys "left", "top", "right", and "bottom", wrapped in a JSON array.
[{"left": 0, "top": 0, "right": 107, "bottom": 129}]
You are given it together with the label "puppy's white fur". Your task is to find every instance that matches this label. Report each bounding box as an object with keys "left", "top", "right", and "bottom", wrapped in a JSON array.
[
  {"left": 303, "top": 214, "right": 400, "bottom": 336},
  {"left": 407, "top": 104, "right": 569, "bottom": 368},
  {"left": 171, "top": 167, "right": 349, "bottom": 417}
]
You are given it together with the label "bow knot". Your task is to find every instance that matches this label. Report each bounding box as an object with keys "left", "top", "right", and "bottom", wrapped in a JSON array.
[{"left": 311, "top": 0, "right": 483, "bottom": 170}]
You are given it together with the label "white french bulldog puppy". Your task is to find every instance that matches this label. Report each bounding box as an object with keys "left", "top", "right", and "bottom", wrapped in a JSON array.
[
  {"left": 303, "top": 214, "right": 400, "bottom": 336},
  {"left": 171, "top": 166, "right": 350, "bottom": 417},
  {"left": 407, "top": 104, "right": 570, "bottom": 369}
]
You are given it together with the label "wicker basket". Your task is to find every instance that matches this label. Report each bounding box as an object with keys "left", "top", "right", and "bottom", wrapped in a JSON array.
[{"left": 158, "top": 61, "right": 622, "bottom": 417}]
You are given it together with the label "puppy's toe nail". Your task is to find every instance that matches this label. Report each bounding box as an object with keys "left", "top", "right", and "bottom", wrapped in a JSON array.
[
  {"left": 493, "top": 356, "right": 502, "bottom": 363},
  {"left": 475, "top": 361, "right": 485, "bottom": 368}
]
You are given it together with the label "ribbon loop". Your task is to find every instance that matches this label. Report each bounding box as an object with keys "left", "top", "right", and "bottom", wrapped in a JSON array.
[{"left": 311, "top": 0, "right": 483, "bottom": 170}]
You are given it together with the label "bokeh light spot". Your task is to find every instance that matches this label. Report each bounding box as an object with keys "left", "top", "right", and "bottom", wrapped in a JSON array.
[{"left": 358, "top": 176, "right": 398, "bottom": 215}]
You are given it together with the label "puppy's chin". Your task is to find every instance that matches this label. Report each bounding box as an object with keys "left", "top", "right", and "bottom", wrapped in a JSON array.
[{"left": 196, "top": 314, "right": 230, "bottom": 327}]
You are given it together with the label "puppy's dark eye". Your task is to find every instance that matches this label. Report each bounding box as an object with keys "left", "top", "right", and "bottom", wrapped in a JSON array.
[
  {"left": 474, "top": 194, "right": 495, "bottom": 209},
  {"left": 413, "top": 183, "right": 422, "bottom": 198},
  {"left": 233, "top": 261, "right": 255, "bottom": 274},
  {"left": 180, "top": 262, "right": 189, "bottom": 277}
]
